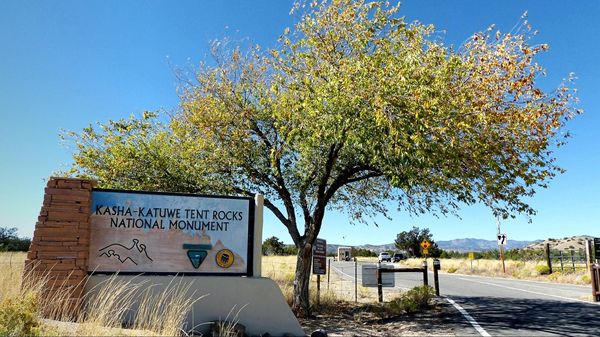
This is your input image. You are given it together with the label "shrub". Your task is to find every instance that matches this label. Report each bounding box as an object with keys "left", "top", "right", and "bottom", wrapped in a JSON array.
[
  {"left": 548, "top": 271, "right": 562, "bottom": 281},
  {"left": 0, "top": 292, "right": 41, "bottom": 337},
  {"left": 447, "top": 267, "right": 458, "bottom": 273},
  {"left": 535, "top": 265, "right": 551, "bottom": 275},
  {"left": 385, "top": 286, "right": 435, "bottom": 315}
]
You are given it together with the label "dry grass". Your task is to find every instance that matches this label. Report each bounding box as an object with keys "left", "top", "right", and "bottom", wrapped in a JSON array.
[
  {"left": 0, "top": 252, "right": 200, "bottom": 336},
  {"left": 401, "top": 257, "right": 591, "bottom": 285},
  {"left": 261, "top": 255, "right": 359, "bottom": 309},
  {"left": 0, "top": 252, "right": 27, "bottom": 302},
  {"left": 261, "top": 255, "right": 403, "bottom": 305}
]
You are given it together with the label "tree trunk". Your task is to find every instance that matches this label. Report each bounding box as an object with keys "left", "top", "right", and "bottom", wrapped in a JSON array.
[{"left": 291, "top": 242, "right": 312, "bottom": 317}]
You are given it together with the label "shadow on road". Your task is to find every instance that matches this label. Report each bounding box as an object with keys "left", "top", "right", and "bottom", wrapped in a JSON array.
[{"left": 450, "top": 296, "right": 600, "bottom": 336}]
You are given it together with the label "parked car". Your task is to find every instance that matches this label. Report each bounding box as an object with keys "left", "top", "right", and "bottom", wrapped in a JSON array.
[
  {"left": 393, "top": 253, "right": 406, "bottom": 262},
  {"left": 378, "top": 252, "right": 391, "bottom": 262}
]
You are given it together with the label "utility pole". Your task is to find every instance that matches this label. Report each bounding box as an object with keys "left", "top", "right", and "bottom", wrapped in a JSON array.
[{"left": 497, "top": 217, "right": 506, "bottom": 273}]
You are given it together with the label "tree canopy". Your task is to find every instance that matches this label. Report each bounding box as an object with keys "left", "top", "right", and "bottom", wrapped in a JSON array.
[
  {"left": 394, "top": 226, "right": 441, "bottom": 258},
  {"left": 262, "top": 236, "right": 286, "bottom": 256},
  {"left": 65, "top": 0, "right": 579, "bottom": 316},
  {"left": 0, "top": 227, "right": 31, "bottom": 252}
]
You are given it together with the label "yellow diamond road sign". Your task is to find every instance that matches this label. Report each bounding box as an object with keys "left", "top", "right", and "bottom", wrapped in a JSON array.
[{"left": 420, "top": 240, "right": 431, "bottom": 250}]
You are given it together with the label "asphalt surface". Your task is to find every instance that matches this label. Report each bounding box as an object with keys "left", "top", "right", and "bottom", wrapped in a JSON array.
[{"left": 331, "top": 261, "right": 600, "bottom": 336}]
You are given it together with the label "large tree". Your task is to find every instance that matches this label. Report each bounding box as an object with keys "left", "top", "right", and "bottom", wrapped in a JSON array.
[
  {"left": 394, "top": 226, "right": 441, "bottom": 258},
  {"left": 66, "top": 0, "right": 578, "bottom": 316}
]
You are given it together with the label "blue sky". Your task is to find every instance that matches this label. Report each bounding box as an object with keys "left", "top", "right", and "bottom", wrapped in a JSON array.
[{"left": 1, "top": 1, "right": 598, "bottom": 246}]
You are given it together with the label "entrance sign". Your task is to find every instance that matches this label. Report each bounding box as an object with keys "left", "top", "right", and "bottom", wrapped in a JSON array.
[
  {"left": 594, "top": 238, "right": 600, "bottom": 259},
  {"left": 312, "top": 238, "right": 327, "bottom": 275},
  {"left": 88, "top": 189, "right": 254, "bottom": 275}
]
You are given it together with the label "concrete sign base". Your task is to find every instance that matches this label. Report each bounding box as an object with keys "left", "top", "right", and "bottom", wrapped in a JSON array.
[{"left": 85, "top": 275, "right": 304, "bottom": 336}]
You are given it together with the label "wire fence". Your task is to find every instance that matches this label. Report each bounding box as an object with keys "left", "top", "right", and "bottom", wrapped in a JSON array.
[{"left": 261, "top": 257, "right": 409, "bottom": 304}]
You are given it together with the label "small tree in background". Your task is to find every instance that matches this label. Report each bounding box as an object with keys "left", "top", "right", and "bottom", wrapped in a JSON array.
[
  {"left": 395, "top": 226, "right": 441, "bottom": 258},
  {"left": 262, "top": 236, "right": 286, "bottom": 256},
  {"left": 0, "top": 227, "right": 31, "bottom": 252}
]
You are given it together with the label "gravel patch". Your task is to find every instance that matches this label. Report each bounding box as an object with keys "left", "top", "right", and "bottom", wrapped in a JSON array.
[{"left": 299, "top": 298, "right": 475, "bottom": 336}]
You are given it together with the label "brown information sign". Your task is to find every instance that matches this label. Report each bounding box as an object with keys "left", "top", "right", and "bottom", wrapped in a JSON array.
[{"left": 312, "top": 238, "right": 327, "bottom": 275}]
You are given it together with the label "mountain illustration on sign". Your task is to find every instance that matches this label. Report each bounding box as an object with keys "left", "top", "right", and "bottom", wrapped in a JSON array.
[{"left": 99, "top": 238, "right": 153, "bottom": 265}]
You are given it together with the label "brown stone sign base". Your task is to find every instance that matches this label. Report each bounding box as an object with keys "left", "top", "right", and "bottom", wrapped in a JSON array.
[{"left": 24, "top": 177, "right": 95, "bottom": 316}]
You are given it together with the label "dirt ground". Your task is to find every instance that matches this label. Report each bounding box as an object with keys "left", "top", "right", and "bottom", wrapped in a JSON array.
[{"left": 299, "top": 298, "right": 471, "bottom": 337}]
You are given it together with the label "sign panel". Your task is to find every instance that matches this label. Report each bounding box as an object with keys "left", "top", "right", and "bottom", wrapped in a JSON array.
[
  {"left": 594, "top": 238, "right": 600, "bottom": 258},
  {"left": 312, "top": 238, "right": 327, "bottom": 275},
  {"left": 497, "top": 234, "right": 507, "bottom": 246},
  {"left": 468, "top": 252, "right": 475, "bottom": 260},
  {"left": 88, "top": 189, "right": 254, "bottom": 275},
  {"left": 361, "top": 264, "right": 395, "bottom": 287},
  {"left": 420, "top": 240, "right": 431, "bottom": 250}
]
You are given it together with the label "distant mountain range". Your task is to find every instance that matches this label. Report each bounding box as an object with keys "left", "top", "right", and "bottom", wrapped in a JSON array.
[
  {"left": 326, "top": 238, "right": 538, "bottom": 254},
  {"left": 436, "top": 238, "right": 538, "bottom": 252}
]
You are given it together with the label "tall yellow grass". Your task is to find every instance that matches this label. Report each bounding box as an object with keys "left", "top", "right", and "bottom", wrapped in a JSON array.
[
  {"left": 401, "top": 257, "right": 591, "bottom": 285},
  {"left": 0, "top": 252, "right": 200, "bottom": 336}
]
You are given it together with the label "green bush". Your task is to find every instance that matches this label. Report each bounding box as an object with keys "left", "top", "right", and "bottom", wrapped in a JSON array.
[
  {"left": 535, "top": 265, "right": 551, "bottom": 275},
  {"left": 0, "top": 292, "right": 41, "bottom": 337},
  {"left": 447, "top": 267, "right": 458, "bottom": 273},
  {"left": 385, "top": 285, "right": 435, "bottom": 315}
]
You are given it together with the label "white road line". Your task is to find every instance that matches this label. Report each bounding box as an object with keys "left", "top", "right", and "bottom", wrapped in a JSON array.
[
  {"left": 458, "top": 277, "right": 600, "bottom": 305},
  {"left": 446, "top": 297, "right": 491, "bottom": 337}
]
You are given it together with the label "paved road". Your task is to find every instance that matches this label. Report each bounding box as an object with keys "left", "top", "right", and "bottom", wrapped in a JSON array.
[{"left": 331, "top": 261, "right": 600, "bottom": 336}]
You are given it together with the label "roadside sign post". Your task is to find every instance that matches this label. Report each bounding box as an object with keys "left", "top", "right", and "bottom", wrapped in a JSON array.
[
  {"left": 594, "top": 238, "right": 600, "bottom": 263},
  {"left": 497, "top": 232, "right": 507, "bottom": 274},
  {"left": 317, "top": 275, "right": 320, "bottom": 306},
  {"left": 354, "top": 257, "right": 358, "bottom": 303},
  {"left": 469, "top": 252, "right": 475, "bottom": 273},
  {"left": 312, "top": 238, "right": 327, "bottom": 306},
  {"left": 327, "top": 258, "right": 331, "bottom": 290},
  {"left": 422, "top": 260, "right": 428, "bottom": 286},
  {"left": 433, "top": 258, "right": 441, "bottom": 296},
  {"left": 496, "top": 217, "right": 507, "bottom": 274},
  {"left": 420, "top": 240, "right": 431, "bottom": 258},
  {"left": 377, "top": 266, "right": 383, "bottom": 302}
]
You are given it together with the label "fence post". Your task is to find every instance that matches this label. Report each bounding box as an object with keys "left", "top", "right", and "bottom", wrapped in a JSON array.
[
  {"left": 570, "top": 250, "right": 576, "bottom": 272},
  {"left": 422, "top": 260, "right": 428, "bottom": 286},
  {"left": 586, "top": 240, "right": 593, "bottom": 272},
  {"left": 592, "top": 263, "right": 600, "bottom": 302},
  {"left": 433, "top": 259, "right": 440, "bottom": 296},
  {"left": 327, "top": 258, "right": 331, "bottom": 290},
  {"left": 354, "top": 258, "right": 358, "bottom": 303},
  {"left": 377, "top": 267, "right": 383, "bottom": 303},
  {"left": 545, "top": 243, "right": 553, "bottom": 274},
  {"left": 317, "top": 274, "right": 321, "bottom": 306},
  {"left": 560, "top": 251, "right": 564, "bottom": 272}
]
